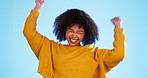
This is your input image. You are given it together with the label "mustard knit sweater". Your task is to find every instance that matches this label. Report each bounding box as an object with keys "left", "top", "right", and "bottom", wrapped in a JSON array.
[{"left": 23, "top": 10, "right": 125, "bottom": 78}]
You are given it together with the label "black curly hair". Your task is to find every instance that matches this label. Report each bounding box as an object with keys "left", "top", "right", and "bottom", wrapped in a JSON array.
[{"left": 53, "top": 9, "right": 99, "bottom": 46}]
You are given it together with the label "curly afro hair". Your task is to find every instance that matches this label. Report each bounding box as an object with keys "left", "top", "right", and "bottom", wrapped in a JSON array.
[{"left": 53, "top": 9, "right": 99, "bottom": 46}]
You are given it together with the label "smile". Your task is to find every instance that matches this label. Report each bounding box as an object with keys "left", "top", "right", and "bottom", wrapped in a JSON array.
[{"left": 70, "top": 39, "right": 78, "bottom": 43}]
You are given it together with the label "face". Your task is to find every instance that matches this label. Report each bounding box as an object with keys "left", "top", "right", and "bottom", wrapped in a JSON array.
[{"left": 66, "top": 24, "right": 85, "bottom": 46}]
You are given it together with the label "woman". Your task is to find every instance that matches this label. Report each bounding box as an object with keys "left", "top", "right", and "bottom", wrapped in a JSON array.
[{"left": 23, "top": 0, "right": 125, "bottom": 78}]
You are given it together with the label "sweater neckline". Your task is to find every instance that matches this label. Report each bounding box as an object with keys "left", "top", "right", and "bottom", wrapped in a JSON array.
[{"left": 63, "top": 44, "right": 93, "bottom": 48}]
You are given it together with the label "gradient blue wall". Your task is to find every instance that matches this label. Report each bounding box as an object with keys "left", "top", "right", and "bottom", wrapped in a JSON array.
[{"left": 0, "top": 0, "right": 148, "bottom": 78}]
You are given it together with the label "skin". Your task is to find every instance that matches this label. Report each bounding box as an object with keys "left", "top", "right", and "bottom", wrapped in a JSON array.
[
  {"left": 34, "top": 0, "right": 44, "bottom": 11},
  {"left": 66, "top": 24, "right": 85, "bottom": 46},
  {"left": 33, "top": 0, "right": 122, "bottom": 46},
  {"left": 111, "top": 17, "right": 122, "bottom": 28}
]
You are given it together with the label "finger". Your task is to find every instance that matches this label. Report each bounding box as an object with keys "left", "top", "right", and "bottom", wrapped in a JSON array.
[
  {"left": 38, "top": 0, "right": 44, "bottom": 2},
  {"left": 36, "top": 0, "right": 43, "bottom": 3},
  {"left": 111, "top": 17, "right": 121, "bottom": 21}
]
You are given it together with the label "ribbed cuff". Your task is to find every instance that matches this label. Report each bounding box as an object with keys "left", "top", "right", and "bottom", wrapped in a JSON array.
[
  {"left": 30, "top": 10, "right": 40, "bottom": 16},
  {"left": 114, "top": 28, "right": 124, "bottom": 33}
]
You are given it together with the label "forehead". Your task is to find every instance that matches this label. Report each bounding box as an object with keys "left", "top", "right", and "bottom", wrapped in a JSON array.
[{"left": 67, "top": 24, "right": 84, "bottom": 30}]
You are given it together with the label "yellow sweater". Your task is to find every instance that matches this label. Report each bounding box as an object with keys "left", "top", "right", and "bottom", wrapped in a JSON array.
[{"left": 23, "top": 10, "right": 125, "bottom": 78}]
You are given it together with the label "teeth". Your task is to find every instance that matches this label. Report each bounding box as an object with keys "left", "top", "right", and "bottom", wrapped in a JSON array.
[{"left": 71, "top": 39, "right": 77, "bottom": 42}]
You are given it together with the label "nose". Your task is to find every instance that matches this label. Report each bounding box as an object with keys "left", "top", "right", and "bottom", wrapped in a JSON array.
[{"left": 72, "top": 33, "right": 77, "bottom": 38}]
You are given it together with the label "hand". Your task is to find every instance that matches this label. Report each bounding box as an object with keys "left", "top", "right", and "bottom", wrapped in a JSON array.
[
  {"left": 111, "top": 17, "right": 122, "bottom": 28},
  {"left": 34, "top": 0, "right": 45, "bottom": 11}
]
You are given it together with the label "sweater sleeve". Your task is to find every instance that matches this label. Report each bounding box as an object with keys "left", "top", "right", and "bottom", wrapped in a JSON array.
[
  {"left": 23, "top": 10, "right": 49, "bottom": 58},
  {"left": 99, "top": 28, "right": 125, "bottom": 72}
]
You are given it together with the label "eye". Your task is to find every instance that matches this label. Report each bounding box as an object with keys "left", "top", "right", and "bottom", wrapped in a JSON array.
[
  {"left": 77, "top": 31, "right": 84, "bottom": 34},
  {"left": 67, "top": 28, "right": 73, "bottom": 32}
]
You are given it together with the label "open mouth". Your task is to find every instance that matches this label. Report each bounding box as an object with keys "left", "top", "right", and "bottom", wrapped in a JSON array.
[{"left": 70, "top": 39, "right": 78, "bottom": 44}]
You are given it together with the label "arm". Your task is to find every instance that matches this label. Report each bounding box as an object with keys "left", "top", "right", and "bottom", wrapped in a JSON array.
[
  {"left": 101, "top": 17, "right": 125, "bottom": 71},
  {"left": 23, "top": 0, "right": 44, "bottom": 34},
  {"left": 23, "top": 0, "right": 47, "bottom": 57}
]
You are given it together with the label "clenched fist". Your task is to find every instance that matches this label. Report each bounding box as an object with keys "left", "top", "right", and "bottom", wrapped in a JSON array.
[
  {"left": 111, "top": 17, "right": 122, "bottom": 28},
  {"left": 34, "top": 0, "right": 45, "bottom": 11}
]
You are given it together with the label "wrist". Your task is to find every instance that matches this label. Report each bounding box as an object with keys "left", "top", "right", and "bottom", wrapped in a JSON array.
[
  {"left": 34, "top": 6, "right": 40, "bottom": 11},
  {"left": 114, "top": 24, "right": 122, "bottom": 28},
  {"left": 115, "top": 26, "right": 121, "bottom": 28}
]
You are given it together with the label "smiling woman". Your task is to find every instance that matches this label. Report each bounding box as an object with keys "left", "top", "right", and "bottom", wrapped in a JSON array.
[
  {"left": 66, "top": 24, "right": 85, "bottom": 46},
  {"left": 23, "top": 0, "right": 125, "bottom": 78},
  {"left": 53, "top": 9, "right": 99, "bottom": 46}
]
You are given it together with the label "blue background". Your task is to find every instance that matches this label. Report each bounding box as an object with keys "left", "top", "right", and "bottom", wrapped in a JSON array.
[{"left": 0, "top": 0, "right": 148, "bottom": 78}]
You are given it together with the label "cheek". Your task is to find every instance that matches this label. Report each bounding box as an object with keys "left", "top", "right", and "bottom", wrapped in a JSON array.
[
  {"left": 78, "top": 34, "right": 85, "bottom": 40},
  {"left": 65, "top": 32, "right": 68, "bottom": 39},
  {"left": 66, "top": 32, "right": 71, "bottom": 39}
]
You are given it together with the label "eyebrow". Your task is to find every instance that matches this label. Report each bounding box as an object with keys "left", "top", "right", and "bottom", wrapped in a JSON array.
[
  {"left": 77, "top": 30, "right": 84, "bottom": 32},
  {"left": 67, "top": 28, "right": 73, "bottom": 30},
  {"left": 67, "top": 27, "right": 85, "bottom": 33}
]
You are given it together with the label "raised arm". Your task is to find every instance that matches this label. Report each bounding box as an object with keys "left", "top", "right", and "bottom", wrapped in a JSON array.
[
  {"left": 100, "top": 17, "right": 125, "bottom": 72},
  {"left": 23, "top": 0, "right": 48, "bottom": 58},
  {"left": 23, "top": 0, "right": 44, "bottom": 34}
]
